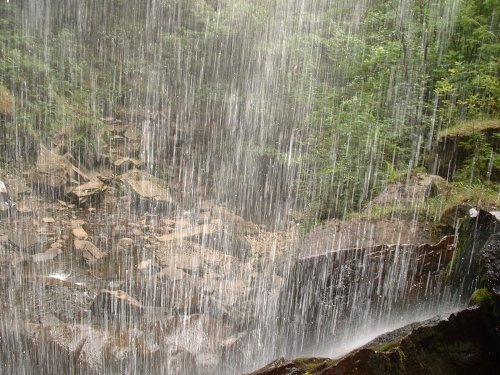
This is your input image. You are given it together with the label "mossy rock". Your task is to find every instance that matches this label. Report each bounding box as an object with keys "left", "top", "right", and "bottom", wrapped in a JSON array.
[{"left": 469, "top": 288, "right": 495, "bottom": 307}]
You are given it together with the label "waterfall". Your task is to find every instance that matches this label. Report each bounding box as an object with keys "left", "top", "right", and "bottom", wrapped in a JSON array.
[{"left": 1, "top": 1, "right": 485, "bottom": 374}]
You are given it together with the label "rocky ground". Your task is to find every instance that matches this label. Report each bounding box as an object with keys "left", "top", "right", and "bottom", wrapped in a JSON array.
[
  {"left": 0, "top": 121, "right": 301, "bottom": 374},
  {"left": 0, "top": 119, "right": 494, "bottom": 374}
]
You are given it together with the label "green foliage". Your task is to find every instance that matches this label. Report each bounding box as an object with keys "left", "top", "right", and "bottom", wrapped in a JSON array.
[
  {"left": 377, "top": 340, "right": 400, "bottom": 352},
  {"left": 438, "top": 119, "right": 499, "bottom": 137},
  {"left": 301, "top": 0, "right": 500, "bottom": 219},
  {"left": 469, "top": 288, "right": 494, "bottom": 306},
  {"left": 0, "top": 0, "right": 496, "bottom": 219},
  {"left": 456, "top": 133, "right": 500, "bottom": 183},
  {"left": 435, "top": 0, "right": 500, "bottom": 122},
  {"left": 69, "top": 118, "right": 109, "bottom": 167}
]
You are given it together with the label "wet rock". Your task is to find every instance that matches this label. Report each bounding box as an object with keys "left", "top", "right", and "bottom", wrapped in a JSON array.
[
  {"left": 31, "top": 247, "right": 62, "bottom": 264},
  {"left": 36, "top": 324, "right": 108, "bottom": 374},
  {"left": 246, "top": 357, "right": 325, "bottom": 375},
  {"left": 91, "top": 289, "right": 143, "bottom": 320},
  {"left": 71, "top": 227, "right": 88, "bottom": 241},
  {"left": 251, "top": 306, "right": 500, "bottom": 374},
  {"left": 322, "top": 307, "right": 500, "bottom": 375},
  {"left": 44, "top": 276, "right": 85, "bottom": 289},
  {"left": 367, "top": 173, "right": 445, "bottom": 209},
  {"left": 137, "top": 258, "right": 159, "bottom": 273},
  {"left": 440, "top": 203, "right": 474, "bottom": 228},
  {"left": 277, "top": 237, "right": 455, "bottom": 350},
  {"left": 161, "top": 345, "right": 200, "bottom": 375},
  {"left": 30, "top": 145, "right": 90, "bottom": 199},
  {"left": 112, "top": 223, "right": 127, "bottom": 238},
  {"left": 117, "top": 237, "right": 134, "bottom": 249},
  {"left": 154, "top": 219, "right": 252, "bottom": 259},
  {"left": 448, "top": 210, "right": 499, "bottom": 300},
  {"left": 119, "top": 170, "right": 175, "bottom": 212},
  {"left": 8, "top": 227, "right": 46, "bottom": 252},
  {"left": 150, "top": 314, "right": 232, "bottom": 373},
  {"left": 483, "top": 233, "right": 500, "bottom": 298},
  {"left": 112, "top": 157, "right": 144, "bottom": 173},
  {"left": 66, "top": 179, "right": 106, "bottom": 207},
  {"left": 132, "top": 227, "right": 143, "bottom": 237},
  {"left": 221, "top": 330, "right": 263, "bottom": 370},
  {"left": 300, "top": 218, "right": 435, "bottom": 258},
  {"left": 124, "top": 125, "right": 142, "bottom": 142},
  {"left": 73, "top": 239, "right": 107, "bottom": 264},
  {"left": 429, "top": 125, "right": 500, "bottom": 181}
]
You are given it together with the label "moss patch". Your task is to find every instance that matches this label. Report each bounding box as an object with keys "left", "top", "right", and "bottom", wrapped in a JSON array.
[
  {"left": 372, "top": 339, "right": 400, "bottom": 352},
  {"left": 438, "top": 119, "right": 500, "bottom": 138},
  {"left": 469, "top": 288, "right": 494, "bottom": 307},
  {"left": 293, "top": 357, "right": 334, "bottom": 373}
]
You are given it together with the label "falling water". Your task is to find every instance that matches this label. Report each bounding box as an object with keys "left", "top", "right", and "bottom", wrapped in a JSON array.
[{"left": 0, "top": 0, "right": 480, "bottom": 374}]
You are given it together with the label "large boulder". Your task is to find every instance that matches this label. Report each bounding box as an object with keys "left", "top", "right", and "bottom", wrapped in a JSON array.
[
  {"left": 30, "top": 146, "right": 90, "bottom": 199},
  {"left": 299, "top": 218, "right": 435, "bottom": 258},
  {"left": 119, "top": 170, "right": 175, "bottom": 212},
  {"left": 277, "top": 236, "right": 455, "bottom": 353},
  {"left": 66, "top": 179, "right": 107, "bottom": 208},
  {"left": 149, "top": 314, "right": 233, "bottom": 374},
  {"left": 366, "top": 173, "right": 446, "bottom": 209}
]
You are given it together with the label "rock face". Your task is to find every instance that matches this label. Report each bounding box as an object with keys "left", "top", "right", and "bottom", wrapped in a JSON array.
[
  {"left": 251, "top": 207, "right": 500, "bottom": 375},
  {"left": 299, "top": 219, "right": 435, "bottom": 258},
  {"left": 66, "top": 179, "right": 107, "bottom": 207},
  {"left": 447, "top": 210, "right": 499, "bottom": 301},
  {"left": 277, "top": 237, "right": 455, "bottom": 351},
  {"left": 428, "top": 125, "right": 500, "bottom": 181}
]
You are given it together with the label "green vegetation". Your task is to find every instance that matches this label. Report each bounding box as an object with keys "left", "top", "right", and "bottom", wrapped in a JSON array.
[
  {"left": 438, "top": 119, "right": 500, "bottom": 138},
  {"left": 293, "top": 357, "right": 333, "bottom": 373},
  {"left": 302, "top": 0, "right": 499, "bottom": 220},
  {"left": 469, "top": 288, "right": 495, "bottom": 306},
  {"left": 376, "top": 340, "right": 401, "bottom": 352},
  {"left": 0, "top": 0, "right": 497, "bottom": 220}
]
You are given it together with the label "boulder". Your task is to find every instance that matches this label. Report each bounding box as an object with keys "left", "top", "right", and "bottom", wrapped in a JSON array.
[
  {"left": 8, "top": 225, "right": 47, "bottom": 252},
  {"left": 119, "top": 170, "right": 175, "bottom": 212},
  {"left": 66, "top": 179, "right": 106, "bottom": 207},
  {"left": 246, "top": 357, "right": 332, "bottom": 375},
  {"left": 91, "top": 289, "right": 143, "bottom": 321},
  {"left": 299, "top": 218, "right": 435, "bottom": 257},
  {"left": 112, "top": 157, "right": 144, "bottom": 173},
  {"left": 71, "top": 226, "right": 88, "bottom": 240},
  {"left": 31, "top": 248, "right": 62, "bottom": 264},
  {"left": 277, "top": 237, "right": 455, "bottom": 351},
  {"left": 150, "top": 314, "right": 232, "bottom": 373},
  {"left": 320, "top": 307, "right": 499, "bottom": 375},
  {"left": 73, "top": 240, "right": 106, "bottom": 265},
  {"left": 366, "top": 173, "right": 446, "bottom": 209},
  {"left": 30, "top": 146, "right": 90, "bottom": 199}
]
